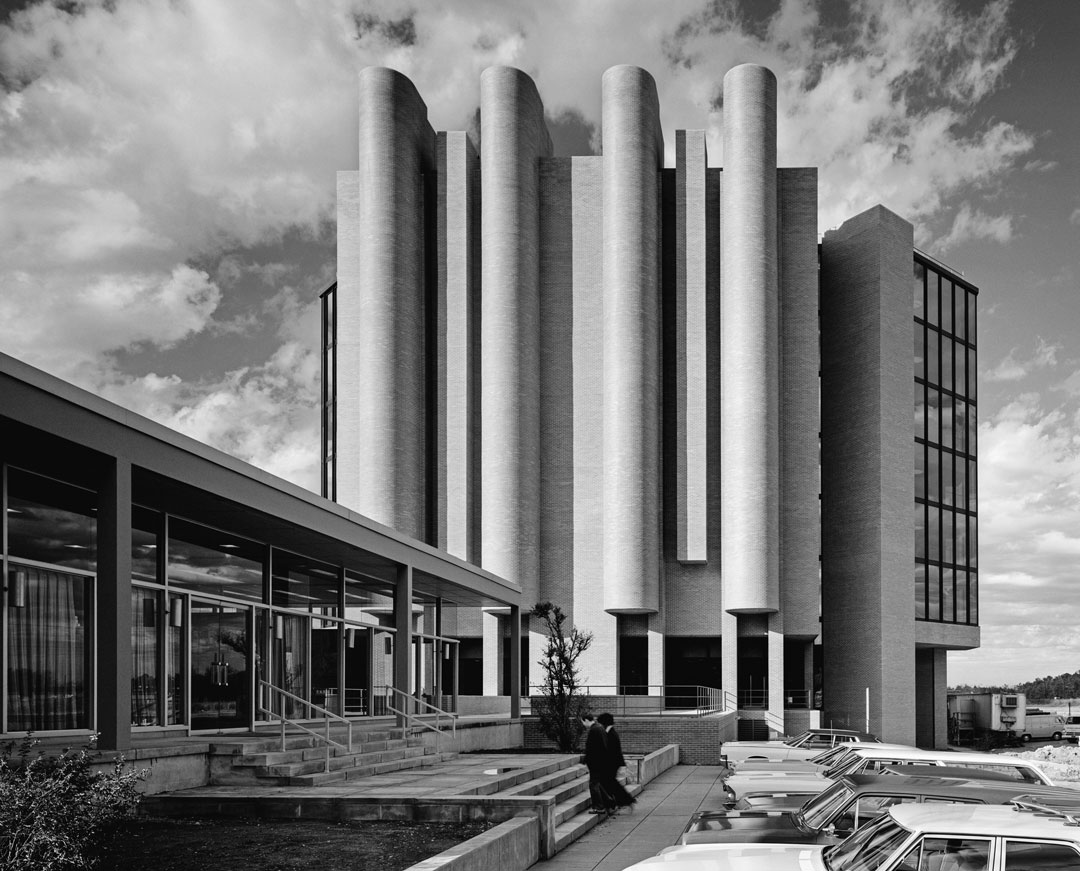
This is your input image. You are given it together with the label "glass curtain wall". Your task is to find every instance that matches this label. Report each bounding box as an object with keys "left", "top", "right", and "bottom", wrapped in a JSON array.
[
  {"left": 5, "top": 467, "right": 95, "bottom": 733},
  {"left": 913, "top": 257, "right": 978, "bottom": 624},
  {"left": 4, "top": 462, "right": 463, "bottom": 733}
]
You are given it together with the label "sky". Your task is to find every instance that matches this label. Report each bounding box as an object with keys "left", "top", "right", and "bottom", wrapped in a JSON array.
[{"left": 1, "top": 0, "right": 1078, "bottom": 689}]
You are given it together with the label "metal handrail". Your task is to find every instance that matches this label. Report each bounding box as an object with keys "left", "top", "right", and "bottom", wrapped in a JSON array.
[
  {"left": 258, "top": 680, "right": 353, "bottom": 774},
  {"left": 526, "top": 685, "right": 727, "bottom": 717},
  {"left": 386, "top": 686, "right": 457, "bottom": 749}
]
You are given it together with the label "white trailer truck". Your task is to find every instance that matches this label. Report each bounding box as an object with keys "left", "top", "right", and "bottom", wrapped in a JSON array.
[{"left": 946, "top": 691, "right": 1062, "bottom": 745}]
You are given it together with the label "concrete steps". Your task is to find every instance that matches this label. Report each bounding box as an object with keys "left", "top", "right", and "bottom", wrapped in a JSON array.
[{"left": 211, "top": 729, "right": 454, "bottom": 787}]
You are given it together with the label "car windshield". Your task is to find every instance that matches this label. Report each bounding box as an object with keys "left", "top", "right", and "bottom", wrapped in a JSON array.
[
  {"left": 824, "top": 814, "right": 912, "bottom": 871},
  {"left": 810, "top": 745, "right": 849, "bottom": 765},
  {"left": 824, "top": 754, "right": 867, "bottom": 779},
  {"left": 784, "top": 730, "right": 815, "bottom": 747},
  {"left": 798, "top": 780, "right": 855, "bottom": 829}
]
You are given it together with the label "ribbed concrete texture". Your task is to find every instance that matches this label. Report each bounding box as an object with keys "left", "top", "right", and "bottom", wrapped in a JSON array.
[
  {"left": 601, "top": 65, "right": 663, "bottom": 615},
  {"left": 435, "top": 131, "right": 479, "bottom": 562},
  {"left": 337, "top": 67, "right": 433, "bottom": 539},
  {"left": 720, "top": 63, "right": 780, "bottom": 614},
  {"left": 479, "top": 66, "right": 552, "bottom": 604}
]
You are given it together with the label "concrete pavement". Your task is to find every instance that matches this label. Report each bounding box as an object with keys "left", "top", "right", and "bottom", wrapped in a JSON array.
[{"left": 537, "top": 765, "right": 730, "bottom": 871}]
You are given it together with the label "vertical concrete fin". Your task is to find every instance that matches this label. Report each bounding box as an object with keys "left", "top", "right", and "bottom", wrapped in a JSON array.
[
  {"left": 720, "top": 63, "right": 779, "bottom": 614},
  {"left": 675, "top": 129, "right": 709, "bottom": 564},
  {"left": 435, "top": 131, "right": 478, "bottom": 561},
  {"left": 601, "top": 65, "right": 663, "bottom": 614},
  {"left": 778, "top": 167, "right": 821, "bottom": 632},
  {"left": 339, "top": 67, "right": 434, "bottom": 539}
]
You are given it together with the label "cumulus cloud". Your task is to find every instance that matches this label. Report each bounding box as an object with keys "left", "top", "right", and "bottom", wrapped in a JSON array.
[
  {"left": 953, "top": 390, "right": 1080, "bottom": 683},
  {"left": 984, "top": 337, "right": 1059, "bottom": 382},
  {"left": 937, "top": 202, "right": 1015, "bottom": 251},
  {"left": 0, "top": 0, "right": 1037, "bottom": 494}
]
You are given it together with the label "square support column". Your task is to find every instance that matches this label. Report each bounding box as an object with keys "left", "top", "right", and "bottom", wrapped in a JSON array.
[
  {"left": 97, "top": 458, "right": 132, "bottom": 751},
  {"left": 394, "top": 564, "right": 413, "bottom": 726},
  {"left": 509, "top": 604, "right": 521, "bottom": 718}
]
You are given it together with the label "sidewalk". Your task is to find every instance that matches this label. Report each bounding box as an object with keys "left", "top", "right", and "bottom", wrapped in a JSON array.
[{"left": 538, "top": 765, "right": 730, "bottom": 871}]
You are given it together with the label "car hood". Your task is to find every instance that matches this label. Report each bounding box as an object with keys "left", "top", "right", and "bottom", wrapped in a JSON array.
[{"left": 627, "top": 843, "right": 827, "bottom": 870}]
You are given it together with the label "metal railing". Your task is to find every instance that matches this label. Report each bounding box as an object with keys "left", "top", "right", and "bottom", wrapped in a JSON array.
[
  {"left": 385, "top": 686, "right": 457, "bottom": 749},
  {"left": 258, "top": 680, "right": 353, "bottom": 773},
  {"left": 527, "top": 685, "right": 725, "bottom": 717}
]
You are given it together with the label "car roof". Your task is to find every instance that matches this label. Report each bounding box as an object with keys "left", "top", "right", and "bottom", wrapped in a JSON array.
[
  {"left": 802, "top": 728, "right": 878, "bottom": 740},
  {"left": 889, "top": 800, "right": 1080, "bottom": 840},
  {"left": 837, "top": 772, "right": 1080, "bottom": 802},
  {"left": 882, "top": 764, "right": 1022, "bottom": 782},
  {"left": 840, "top": 746, "right": 1046, "bottom": 768}
]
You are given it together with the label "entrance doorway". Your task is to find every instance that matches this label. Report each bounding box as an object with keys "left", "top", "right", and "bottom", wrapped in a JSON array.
[{"left": 190, "top": 600, "right": 250, "bottom": 730}]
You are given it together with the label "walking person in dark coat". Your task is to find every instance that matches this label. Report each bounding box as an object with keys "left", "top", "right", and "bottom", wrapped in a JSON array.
[
  {"left": 597, "top": 712, "right": 636, "bottom": 808},
  {"left": 581, "top": 713, "right": 615, "bottom": 813}
]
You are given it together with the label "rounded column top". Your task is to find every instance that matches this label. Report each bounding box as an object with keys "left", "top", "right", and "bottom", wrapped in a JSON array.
[
  {"left": 358, "top": 66, "right": 427, "bottom": 106},
  {"left": 723, "top": 63, "right": 777, "bottom": 90},
  {"left": 480, "top": 65, "right": 544, "bottom": 102}
]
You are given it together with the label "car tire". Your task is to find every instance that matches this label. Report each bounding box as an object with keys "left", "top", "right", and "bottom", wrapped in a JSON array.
[
  {"left": 1053, "top": 731, "right": 1063, "bottom": 741},
  {"left": 1021, "top": 734, "right": 1031, "bottom": 743}
]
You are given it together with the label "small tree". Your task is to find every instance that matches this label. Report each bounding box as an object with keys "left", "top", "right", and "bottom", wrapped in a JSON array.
[{"left": 531, "top": 601, "right": 593, "bottom": 752}]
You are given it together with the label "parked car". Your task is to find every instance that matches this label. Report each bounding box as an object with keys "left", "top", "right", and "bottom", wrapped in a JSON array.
[
  {"left": 721, "top": 746, "right": 1054, "bottom": 806},
  {"left": 1062, "top": 714, "right": 1080, "bottom": 742},
  {"left": 720, "top": 771, "right": 830, "bottom": 807},
  {"left": 676, "top": 771, "right": 1080, "bottom": 846},
  {"left": 721, "top": 728, "right": 881, "bottom": 766},
  {"left": 623, "top": 797, "right": 1080, "bottom": 871},
  {"left": 731, "top": 788, "right": 823, "bottom": 811},
  {"left": 735, "top": 742, "right": 914, "bottom": 774},
  {"left": 822, "top": 746, "right": 1054, "bottom": 785}
]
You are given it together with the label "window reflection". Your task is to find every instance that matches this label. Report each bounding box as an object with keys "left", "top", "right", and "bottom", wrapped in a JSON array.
[
  {"left": 954, "top": 287, "right": 965, "bottom": 340},
  {"left": 913, "top": 261, "right": 925, "bottom": 319},
  {"left": 168, "top": 518, "right": 264, "bottom": 602},
  {"left": 927, "top": 449, "right": 940, "bottom": 504},
  {"left": 914, "top": 384, "right": 926, "bottom": 441},
  {"left": 7, "top": 468, "right": 97, "bottom": 572},
  {"left": 272, "top": 550, "right": 340, "bottom": 612},
  {"left": 927, "top": 389, "right": 940, "bottom": 444},
  {"left": 914, "top": 563, "right": 927, "bottom": 620}
]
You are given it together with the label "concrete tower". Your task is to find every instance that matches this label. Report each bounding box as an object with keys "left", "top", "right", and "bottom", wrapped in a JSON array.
[
  {"left": 337, "top": 68, "right": 433, "bottom": 540},
  {"left": 601, "top": 66, "right": 664, "bottom": 614},
  {"left": 478, "top": 67, "right": 552, "bottom": 603},
  {"left": 720, "top": 63, "right": 780, "bottom": 614}
]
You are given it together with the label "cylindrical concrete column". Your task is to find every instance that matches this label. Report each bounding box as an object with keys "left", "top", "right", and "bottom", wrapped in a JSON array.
[
  {"left": 720, "top": 63, "right": 780, "bottom": 613},
  {"left": 339, "top": 67, "right": 433, "bottom": 539},
  {"left": 479, "top": 67, "right": 551, "bottom": 600},
  {"left": 601, "top": 65, "right": 663, "bottom": 614}
]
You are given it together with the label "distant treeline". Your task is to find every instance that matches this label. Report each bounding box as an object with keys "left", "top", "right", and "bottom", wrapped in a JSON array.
[{"left": 950, "top": 671, "right": 1080, "bottom": 701}]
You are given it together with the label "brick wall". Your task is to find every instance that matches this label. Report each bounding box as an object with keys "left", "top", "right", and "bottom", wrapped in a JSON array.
[{"left": 522, "top": 715, "right": 730, "bottom": 765}]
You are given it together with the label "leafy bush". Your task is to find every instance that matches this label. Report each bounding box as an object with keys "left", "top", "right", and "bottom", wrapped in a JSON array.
[{"left": 0, "top": 734, "right": 144, "bottom": 871}]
